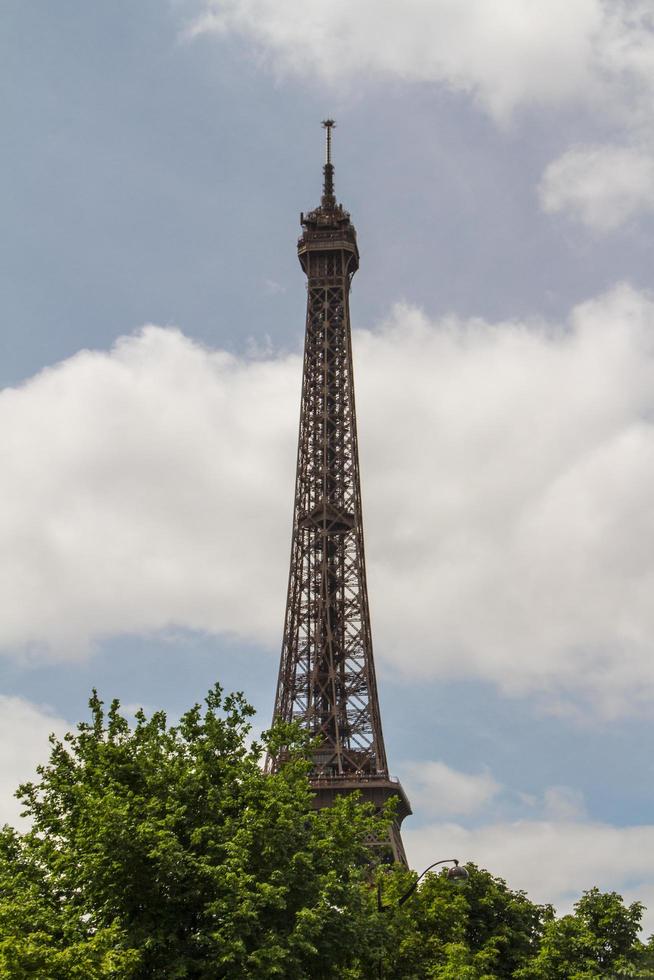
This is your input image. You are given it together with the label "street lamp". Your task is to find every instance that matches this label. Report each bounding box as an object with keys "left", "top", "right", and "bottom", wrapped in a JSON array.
[
  {"left": 376, "top": 858, "right": 469, "bottom": 978},
  {"left": 378, "top": 857, "right": 469, "bottom": 911}
]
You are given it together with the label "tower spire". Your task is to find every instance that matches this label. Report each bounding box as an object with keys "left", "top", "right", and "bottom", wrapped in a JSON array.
[
  {"left": 268, "top": 123, "right": 411, "bottom": 863},
  {"left": 321, "top": 119, "right": 336, "bottom": 208}
]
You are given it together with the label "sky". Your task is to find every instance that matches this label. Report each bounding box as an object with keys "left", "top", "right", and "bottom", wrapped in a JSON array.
[{"left": 2, "top": 0, "right": 654, "bottom": 930}]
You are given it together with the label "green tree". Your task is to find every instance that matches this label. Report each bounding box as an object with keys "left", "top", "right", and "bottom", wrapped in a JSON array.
[
  {"left": 376, "top": 863, "right": 547, "bottom": 979},
  {"left": 519, "top": 888, "right": 646, "bottom": 980},
  {"left": 632, "top": 934, "right": 654, "bottom": 978},
  {"left": 0, "top": 685, "right": 388, "bottom": 979},
  {"left": 1, "top": 684, "right": 652, "bottom": 979}
]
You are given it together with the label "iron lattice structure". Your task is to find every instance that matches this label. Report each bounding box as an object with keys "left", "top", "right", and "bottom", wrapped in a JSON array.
[{"left": 269, "top": 122, "right": 411, "bottom": 862}]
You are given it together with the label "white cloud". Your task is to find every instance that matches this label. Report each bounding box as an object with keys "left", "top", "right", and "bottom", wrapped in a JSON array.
[
  {"left": 539, "top": 144, "right": 654, "bottom": 231},
  {"left": 0, "top": 696, "right": 67, "bottom": 827},
  {"left": 401, "top": 762, "right": 654, "bottom": 928},
  {"left": 186, "top": 0, "right": 654, "bottom": 124},
  {"left": 359, "top": 284, "right": 654, "bottom": 714},
  {"left": 541, "top": 786, "right": 587, "bottom": 821},
  {"left": 186, "top": 0, "right": 654, "bottom": 229},
  {"left": 0, "top": 327, "right": 298, "bottom": 656},
  {"left": 401, "top": 758, "right": 589, "bottom": 822},
  {"left": 262, "top": 278, "right": 286, "bottom": 297},
  {"left": 403, "top": 760, "right": 500, "bottom": 817},
  {"left": 404, "top": 818, "right": 654, "bottom": 934},
  {"left": 3, "top": 284, "right": 654, "bottom": 712}
]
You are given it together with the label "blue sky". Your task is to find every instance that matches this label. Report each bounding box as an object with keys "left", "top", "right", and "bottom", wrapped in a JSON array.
[{"left": 3, "top": 0, "right": 654, "bottom": 926}]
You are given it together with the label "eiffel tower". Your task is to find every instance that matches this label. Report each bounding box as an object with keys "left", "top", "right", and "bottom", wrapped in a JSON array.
[{"left": 268, "top": 121, "right": 411, "bottom": 862}]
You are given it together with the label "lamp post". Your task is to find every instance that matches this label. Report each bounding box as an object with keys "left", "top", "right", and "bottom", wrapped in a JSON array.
[
  {"left": 376, "top": 858, "right": 469, "bottom": 977},
  {"left": 377, "top": 857, "right": 469, "bottom": 910}
]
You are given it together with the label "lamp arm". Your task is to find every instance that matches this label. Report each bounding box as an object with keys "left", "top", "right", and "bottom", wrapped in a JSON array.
[{"left": 397, "top": 858, "right": 460, "bottom": 906}]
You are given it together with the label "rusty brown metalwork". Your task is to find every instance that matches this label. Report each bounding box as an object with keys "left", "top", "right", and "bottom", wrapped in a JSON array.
[{"left": 268, "top": 121, "right": 411, "bottom": 863}]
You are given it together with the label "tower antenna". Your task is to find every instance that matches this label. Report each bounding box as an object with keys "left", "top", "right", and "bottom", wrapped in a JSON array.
[{"left": 321, "top": 119, "right": 336, "bottom": 205}]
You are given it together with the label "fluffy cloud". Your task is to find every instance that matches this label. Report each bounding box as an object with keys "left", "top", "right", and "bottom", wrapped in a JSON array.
[
  {"left": 3, "top": 284, "right": 654, "bottom": 712},
  {"left": 403, "top": 760, "right": 500, "bottom": 818},
  {"left": 541, "top": 786, "right": 587, "bottom": 821},
  {"left": 539, "top": 144, "right": 654, "bottom": 231},
  {"left": 401, "top": 762, "right": 589, "bottom": 823},
  {"left": 186, "top": 0, "right": 643, "bottom": 122},
  {"left": 360, "top": 284, "right": 654, "bottom": 713},
  {"left": 186, "top": 0, "right": 654, "bottom": 229},
  {"left": 402, "top": 762, "right": 654, "bottom": 931},
  {"left": 404, "top": 817, "right": 654, "bottom": 933},
  {"left": 0, "top": 696, "right": 67, "bottom": 826},
  {"left": 0, "top": 328, "right": 298, "bottom": 655}
]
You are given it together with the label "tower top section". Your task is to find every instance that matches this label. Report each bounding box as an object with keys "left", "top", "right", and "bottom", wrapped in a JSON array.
[{"left": 298, "top": 120, "right": 359, "bottom": 275}]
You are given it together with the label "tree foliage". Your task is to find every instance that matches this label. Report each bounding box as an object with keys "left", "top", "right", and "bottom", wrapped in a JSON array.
[
  {"left": 376, "top": 862, "right": 548, "bottom": 979},
  {"left": 517, "top": 888, "right": 648, "bottom": 980},
  {"left": 0, "top": 686, "right": 387, "bottom": 978},
  {"left": 373, "top": 870, "right": 651, "bottom": 980},
  {"left": 0, "top": 685, "right": 652, "bottom": 979}
]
